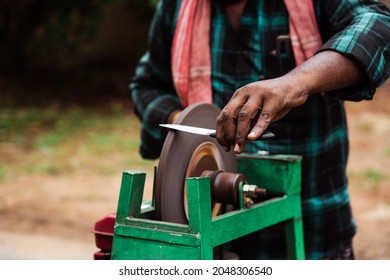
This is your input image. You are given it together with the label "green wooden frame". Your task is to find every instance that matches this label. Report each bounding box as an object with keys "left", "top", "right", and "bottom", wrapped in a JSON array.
[{"left": 111, "top": 154, "right": 305, "bottom": 260}]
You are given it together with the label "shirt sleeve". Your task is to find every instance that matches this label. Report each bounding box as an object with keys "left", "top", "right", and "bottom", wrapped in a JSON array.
[
  {"left": 130, "top": 0, "right": 182, "bottom": 159},
  {"left": 317, "top": 0, "right": 390, "bottom": 101}
]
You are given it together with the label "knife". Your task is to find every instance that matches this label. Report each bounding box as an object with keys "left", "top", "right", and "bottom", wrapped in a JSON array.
[{"left": 160, "top": 124, "right": 275, "bottom": 140}]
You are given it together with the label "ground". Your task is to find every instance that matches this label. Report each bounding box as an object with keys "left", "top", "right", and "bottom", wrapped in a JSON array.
[{"left": 0, "top": 83, "right": 389, "bottom": 260}]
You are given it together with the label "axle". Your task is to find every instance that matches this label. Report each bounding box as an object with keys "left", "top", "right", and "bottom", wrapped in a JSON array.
[{"left": 201, "top": 170, "right": 267, "bottom": 207}]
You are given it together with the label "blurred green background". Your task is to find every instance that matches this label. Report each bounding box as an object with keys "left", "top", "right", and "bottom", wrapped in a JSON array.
[
  {"left": 1, "top": 0, "right": 161, "bottom": 182},
  {"left": 0, "top": 0, "right": 162, "bottom": 260},
  {"left": 0, "top": 0, "right": 157, "bottom": 107}
]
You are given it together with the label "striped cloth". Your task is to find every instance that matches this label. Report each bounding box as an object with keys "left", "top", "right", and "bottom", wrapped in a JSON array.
[
  {"left": 171, "top": 0, "right": 212, "bottom": 107},
  {"left": 284, "top": 0, "right": 323, "bottom": 64}
]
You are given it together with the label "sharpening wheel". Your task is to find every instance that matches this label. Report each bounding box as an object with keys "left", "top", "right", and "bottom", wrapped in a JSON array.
[{"left": 155, "top": 103, "right": 237, "bottom": 224}]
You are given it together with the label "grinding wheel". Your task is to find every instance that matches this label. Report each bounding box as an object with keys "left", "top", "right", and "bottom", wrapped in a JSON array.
[{"left": 155, "top": 103, "right": 237, "bottom": 224}]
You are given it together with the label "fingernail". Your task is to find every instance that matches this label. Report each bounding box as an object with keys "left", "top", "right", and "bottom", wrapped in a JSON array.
[{"left": 234, "top": 144, "right": 240, "bottom": 153}]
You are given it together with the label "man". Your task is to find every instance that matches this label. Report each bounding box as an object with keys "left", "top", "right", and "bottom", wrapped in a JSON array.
[{"left": 130, "top": 0, "right": 390, "bottom": 259}]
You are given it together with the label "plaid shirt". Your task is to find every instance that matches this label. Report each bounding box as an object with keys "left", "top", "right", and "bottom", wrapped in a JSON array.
[{"left": 130, "top": 0, "right": 390, "bottom": 259}]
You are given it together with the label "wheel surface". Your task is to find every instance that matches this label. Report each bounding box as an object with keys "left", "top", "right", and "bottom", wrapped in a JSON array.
[{"left": 155, "top": 103, "right": 237, "bottom": 224}]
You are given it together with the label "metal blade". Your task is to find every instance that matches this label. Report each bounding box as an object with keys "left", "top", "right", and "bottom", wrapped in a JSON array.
[
  {"left": 160, "top": 124, "right": 215, "bottom": 136},
  {"left": 160, "top": 123, "right": 275, "bottom": 140}
]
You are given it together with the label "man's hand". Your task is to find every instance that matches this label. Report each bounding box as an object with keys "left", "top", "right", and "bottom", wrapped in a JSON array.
[
  {"left": 215, "top": 76, "right": 309, "bottom": 153},
  {"left": 215, "top": 51, "right": 366, "bottom": 154}
]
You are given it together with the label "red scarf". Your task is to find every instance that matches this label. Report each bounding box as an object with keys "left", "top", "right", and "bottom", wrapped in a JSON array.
[{"left": 171, "top": 0, "right": 322, "bottom": 107}]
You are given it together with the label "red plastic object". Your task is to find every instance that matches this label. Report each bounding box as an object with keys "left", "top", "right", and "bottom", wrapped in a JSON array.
[
  {"left": 93, "top": 251, "right": 111, "bottom": 260},
  {"left": 92, "top": 213, "right": 116, "bottom": 252}
]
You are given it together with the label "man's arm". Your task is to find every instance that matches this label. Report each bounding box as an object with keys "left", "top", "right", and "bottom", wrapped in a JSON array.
[
  {"left": 216, "top": 50, "right": 366, "bottom": 153},
  {"left": 216, "top": 0, "right": 390, "bottom": 154},
  {"left": 318, "top": 0, "right": 390, "bottom": 101}
]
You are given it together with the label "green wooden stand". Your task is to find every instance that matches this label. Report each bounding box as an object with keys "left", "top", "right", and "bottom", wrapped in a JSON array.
[{"left": 111, "top": 154, "right": 305, "bottom": 260}]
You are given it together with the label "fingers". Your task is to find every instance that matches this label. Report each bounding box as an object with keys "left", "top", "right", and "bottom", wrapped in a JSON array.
[
  {"left": 215, "top": 107, "right": 234, "bottom": 152},
  {"left": 247, "top": 103, "right": 276, "bottom": 141},
  {"left": 247, "top": 94, "right": 289, "bottom": 142},
  {"left": 234, "top": 102, "right": 263, "bottom": 153},
  {"left": 216, "top": 86, "right": 262, "bottom": 153},
  {"left": 215, "top": 77, "right": 309, "bottom": 153},
  {"left": 216, "top": 88, "right": 285, "bottom": 154},
  {"left": 216, "top": 95, "right": 248, "bottom": 152}
]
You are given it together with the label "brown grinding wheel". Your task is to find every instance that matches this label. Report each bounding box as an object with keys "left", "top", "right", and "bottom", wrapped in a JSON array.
[{"left": 155, "top": 103, "right": 237, "bottom": 224}]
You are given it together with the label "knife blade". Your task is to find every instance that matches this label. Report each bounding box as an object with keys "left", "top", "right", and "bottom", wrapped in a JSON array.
[{"left": 160, "top": 124, "right": 275, "bottom": 140}]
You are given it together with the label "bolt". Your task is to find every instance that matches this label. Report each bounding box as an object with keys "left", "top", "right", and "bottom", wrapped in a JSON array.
[
  {"left": 243, "top": 184, "right": 267, "bottom": 198},
  {"left": 244, "top": 197, "right": 254, "bottom": 208},
  {"left": 255, "top": 188, "right": 267, "bottom": 197}
]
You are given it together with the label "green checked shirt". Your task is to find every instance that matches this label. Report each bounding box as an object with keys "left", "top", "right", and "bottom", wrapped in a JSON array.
[{"left": 130, "top": 0, "right": 390, "bottom": 259}]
